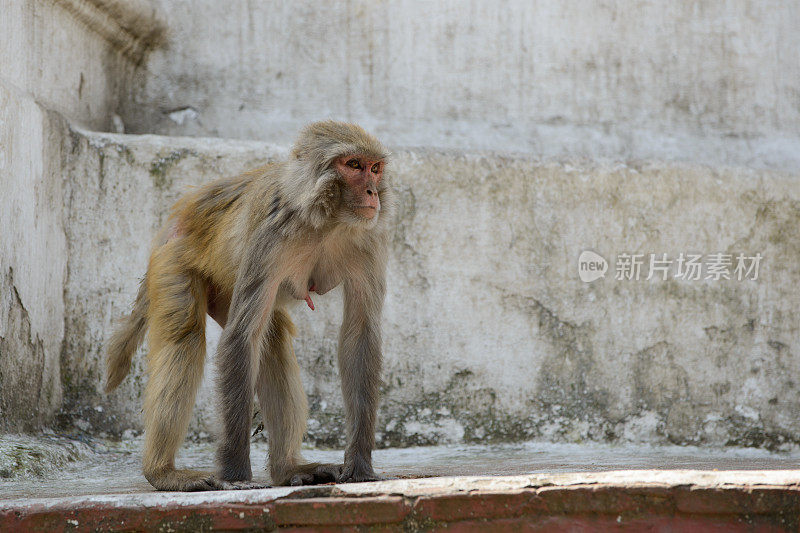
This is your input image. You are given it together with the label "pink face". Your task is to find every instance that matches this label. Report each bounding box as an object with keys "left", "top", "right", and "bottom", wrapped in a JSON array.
[{"left": 335, "top": 155, "right": 384, "bottom": 220}]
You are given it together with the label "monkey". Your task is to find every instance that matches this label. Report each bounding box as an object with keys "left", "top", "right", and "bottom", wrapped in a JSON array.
[{"left": 105, "top": 121, "right": 394, "bottom": 491}]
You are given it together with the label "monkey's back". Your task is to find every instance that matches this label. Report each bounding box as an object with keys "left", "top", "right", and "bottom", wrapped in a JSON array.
[{"left": 168, "top": 164, "right": 281, "bottom": 293}]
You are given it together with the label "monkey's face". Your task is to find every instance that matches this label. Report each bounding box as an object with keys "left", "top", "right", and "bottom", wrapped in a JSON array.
[{"left": 335, "top": 155, "right": 384, "bottom": 223}]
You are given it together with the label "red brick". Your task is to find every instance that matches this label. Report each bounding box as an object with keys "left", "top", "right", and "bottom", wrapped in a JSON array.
[
  {"left": 1, "top": 501, "right": 277, "bottom": 532},
  {"left": 535, "top": 485, "right": 675, "bottom": 515},
  {"left": 675, "top": 486, "right": 800, "bottom": 516},
  {"left": 414, "top": 490, "right": 546, "bottom": 521},
  {"left": 272, "top": 496, "right": 409, "bottom": 526},
  {"left": 436, "top": 516, "right": 792, "bottom": 533}
]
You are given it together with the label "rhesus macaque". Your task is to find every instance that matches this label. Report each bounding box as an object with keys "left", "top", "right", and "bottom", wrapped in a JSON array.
[{"left": 105, "top": 121, "right": 394, "bottom": 491}]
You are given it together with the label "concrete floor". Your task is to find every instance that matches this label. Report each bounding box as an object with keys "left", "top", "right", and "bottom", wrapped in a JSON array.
[{"left": 2, "top": 435, "right": 799, "bottom": 499}]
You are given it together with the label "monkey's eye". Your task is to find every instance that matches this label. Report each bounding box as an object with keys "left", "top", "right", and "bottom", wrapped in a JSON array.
[
  {"left": 346, "top": 159, "right": 361, "bottom": 169},
  {"left": 371, "top": 163, "right": 381, "bottom": 173}
]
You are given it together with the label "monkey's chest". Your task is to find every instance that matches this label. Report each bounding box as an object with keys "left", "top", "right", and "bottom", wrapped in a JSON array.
[
  {"left": 276, "top": 254, "right": 336, "bottom": 303},
  {"left": 283, "top": 258, "right": 340, "bottom": 299},
  {"left": 280, "top": 235, "right": 349, "bottom": 303},
  {"left": 308, "top": 264, "right": 341, "bottom": 295}
]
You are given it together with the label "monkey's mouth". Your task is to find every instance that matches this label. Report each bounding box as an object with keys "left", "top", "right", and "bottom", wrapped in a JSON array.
[{"left": 354, "top": 206, "right": 378, "bottom": 220}]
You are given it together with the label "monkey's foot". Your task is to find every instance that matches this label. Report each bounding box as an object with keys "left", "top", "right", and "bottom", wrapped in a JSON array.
[
  {"left": 146, "top": 469, "right": 270, "bottom": 491},
  {"left": 214, "top": 479, "right": 272, "bottom": 490}
]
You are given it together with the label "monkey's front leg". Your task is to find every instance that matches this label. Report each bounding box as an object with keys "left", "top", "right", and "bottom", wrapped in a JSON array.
[
  {"left": 214, "top": 270, "right": 278, "bottom": 488},
  {"left": 336, "top": 277, "right": 385, "bottom": 483}
]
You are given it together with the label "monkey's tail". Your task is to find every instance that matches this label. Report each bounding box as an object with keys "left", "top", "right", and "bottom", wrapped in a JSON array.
[{"left": 105, "top": 277, "right": 149, "bottom": 392}]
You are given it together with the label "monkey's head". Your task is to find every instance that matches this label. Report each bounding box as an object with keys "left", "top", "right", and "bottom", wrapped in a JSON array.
[{"left": 287, "top": 121, "right": 394, "bottom": 230}]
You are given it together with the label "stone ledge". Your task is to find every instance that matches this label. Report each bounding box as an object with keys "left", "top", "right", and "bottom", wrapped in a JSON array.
[
  {"left": 58, "top": 128, "right": 800, "bottom": 449},
  {"left": 52, "top": 0, "right": 165, "bottom": 63},
  {"left": 2, "top": 472, "right": 800, "bottom": 531}
]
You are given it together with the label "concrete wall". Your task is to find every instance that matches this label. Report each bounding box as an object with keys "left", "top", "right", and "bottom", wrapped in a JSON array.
[
  {"left": 0, "top": 0, "right": 162, "bottom": 431},
  {"left": 126, "top": 0, "right": 800, "bottom": 170},
  {"left": 0, "top": 91, "right": 69, "bottom": 432},
  {"left": 64, "top": 130, "right": 800, "bottom": 450},
  {"left": 0, "top": 0, "right": 163, "bottom": 132}
]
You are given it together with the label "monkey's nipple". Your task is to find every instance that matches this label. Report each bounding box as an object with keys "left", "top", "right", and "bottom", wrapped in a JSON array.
[{"left": 301, "top": 282, "right": 317, "bottom": 310}]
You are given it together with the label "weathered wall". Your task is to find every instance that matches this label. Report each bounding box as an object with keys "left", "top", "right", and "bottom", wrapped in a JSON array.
[
  {"left": 3, "top": 0, "right": 800, "bottom": 455},
  {"left": 0, "top": 0, "right": 163, "bottom": 431},
  {"left": 0, "top": 0, "right": 163, "bottom": 132},
  {"left": 63, "top": 130, "right": 800, "bottom": 450},
  {"left": 0, "top": 90, "right": 69, "bottom": 432},
  {"left": 126, "top": 0, "right": 800, "bottom": 170}
]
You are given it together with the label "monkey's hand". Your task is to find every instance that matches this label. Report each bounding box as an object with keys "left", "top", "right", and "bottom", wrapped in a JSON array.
[
  {"left": 287, "top": 463, "right": 341, "bottom": 486},
  {"left": 147, "top": 469, "right": 271, "bottom": 491}
]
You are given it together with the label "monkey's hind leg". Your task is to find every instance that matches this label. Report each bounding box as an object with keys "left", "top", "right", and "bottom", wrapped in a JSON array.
[
  {"left": 256, "top": 308, "right": 341, "bottom": 485},
  {"left": 141, "top": 246, "right": 216, "bottom": 491}
]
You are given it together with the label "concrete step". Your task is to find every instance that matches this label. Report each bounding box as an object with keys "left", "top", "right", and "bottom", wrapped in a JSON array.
[
  {"left": 4, "top": 435, "right": 800, "bottom": 530},
  {"left": 5, "top": 435, "right": 800, "bottom": 499},
  {"left": 3, "top": 470, "right": 800, "bottom": 531}
]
